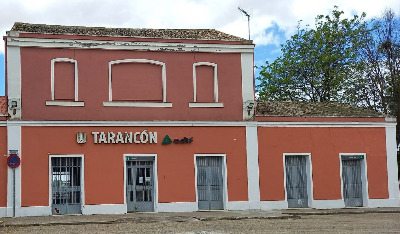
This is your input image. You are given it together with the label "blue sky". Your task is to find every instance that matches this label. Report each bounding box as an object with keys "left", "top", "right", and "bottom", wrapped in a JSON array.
[{"left": 0, "top": 0, "right": 398, "bottom": 96}]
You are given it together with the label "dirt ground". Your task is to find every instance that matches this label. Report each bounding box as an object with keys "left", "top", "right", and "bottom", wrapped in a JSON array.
[{"left": 1, "top": 213, "right": 399, "bottom": 233}]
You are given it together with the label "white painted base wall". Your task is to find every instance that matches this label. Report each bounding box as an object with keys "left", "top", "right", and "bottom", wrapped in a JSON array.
[
  {"left": 19, "top": 206, "right": 52, "bottom": 217},
  {"left": 157, "top": 202, "right": 197, "bottom": 212},
  {"left": 82, "top": 204, "right": 126, "bottom": 215},
  {"left": 1, "top": 196, "right": 400, "bottom": 217},
  {"left": 311, "top": 200, "right": 345, "bottom": 209}
]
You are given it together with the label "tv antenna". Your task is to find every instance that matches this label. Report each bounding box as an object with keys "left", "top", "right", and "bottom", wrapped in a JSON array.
[{"left": 238, "top": 6, "right": 251, "bottom": 40}]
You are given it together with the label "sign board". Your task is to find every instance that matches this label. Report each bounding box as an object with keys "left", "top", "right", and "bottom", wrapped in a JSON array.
[
  {"left": 342, "top": 155, "right": 364, "bottom": 160},
  {"left": 7, "top": 154, "right": 21, "bottom": 168}
]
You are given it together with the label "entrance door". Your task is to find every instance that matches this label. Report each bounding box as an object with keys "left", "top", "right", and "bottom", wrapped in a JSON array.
[
  {"left": 196, "top": 156, "right": 224, "bottom": 210},
  {"left": 51, "top": 157, "right": 82, "bottom": 215},
  {"left": 285, "top": 155, "right": 308, "bottom": 208},
  {"left": 342, "top": 157, "right": 363, "bottom": 207},
  {"left": 126, "top": 158, "right": 154, "bottom": 212}
]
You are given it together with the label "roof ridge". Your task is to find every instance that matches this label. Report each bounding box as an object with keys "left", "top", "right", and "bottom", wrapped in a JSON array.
[{"left": 10, "top": 22, "right": 251, "bottom": 42}]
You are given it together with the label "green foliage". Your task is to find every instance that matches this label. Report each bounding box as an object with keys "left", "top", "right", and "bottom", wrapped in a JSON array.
[{"left": 257, "top": 6, "right": 367, "bottom": 102}]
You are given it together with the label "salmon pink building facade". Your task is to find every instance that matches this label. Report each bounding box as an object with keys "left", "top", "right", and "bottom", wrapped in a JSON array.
[{"left": 0, "top": 23, "right": 398, "bottom": 217}]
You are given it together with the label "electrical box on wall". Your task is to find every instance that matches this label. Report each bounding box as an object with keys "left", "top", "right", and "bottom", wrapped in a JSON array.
[{"left": 8, "top": 97, "right": 21, "bottom": 119}]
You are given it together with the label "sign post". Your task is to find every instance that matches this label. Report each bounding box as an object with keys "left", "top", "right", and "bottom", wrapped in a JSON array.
[{"left": 7, "top": 151, "right": 20, "bottom": 217}]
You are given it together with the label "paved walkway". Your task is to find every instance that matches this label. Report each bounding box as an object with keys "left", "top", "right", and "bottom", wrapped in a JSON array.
[{"left": 1, "top": 207, "right": 400, "bottom": 227}]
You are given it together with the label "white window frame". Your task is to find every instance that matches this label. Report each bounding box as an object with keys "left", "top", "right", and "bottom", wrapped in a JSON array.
[
  {"left": 283, "top": 153, "right": 314, "bottom": 208},
  {"left": 48, "top": 154, "right": 85, "bottom": 210},
  {"left": 189, "top": 62, "right": 223, "bottom": 108},
  {"left": 339, "top": 153, "right": 369, "bottom": 207},
  {"left": 46, "top": 58, "right": 84, "bottom": 107},
  {"left": 194, "top": 154, "right": 228, "bottom": 210},
  {"left": 104, "top": 59, "right": 171, "bottom": 108}
]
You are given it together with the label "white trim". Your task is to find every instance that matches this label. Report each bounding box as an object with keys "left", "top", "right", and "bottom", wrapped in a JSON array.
[
  {"left": 7, "top": 125, "right": 21, "bottom": 217},
  {"left": 192, "top": 62, "right": 219, "bottom": 104},
  {"left": 241, "top": 53, "right": 255, "bottom": 120},
  {"left": 50, "top": 58, "right": 80, "bottom": 103},
  {"left": 246, "top": 126, "right": 260, "bottom": 209},
  {"left": 7, "top": 37, "right": 255, "bottom": 53},
  {"left": 0, "top": 207, "right": 7, "bottom": 217},
  {"left": 188, "top": 103, "right": 223, "bottom": 108},
  {"left": 385, "top": 126, "right": 400, "bottom": 206},
  {"left": 367, "top": 199, "right": 400, "bottom": 208},
  {"left": 48, "top": 154, "right": 85, "bottom": 214},
  {"left": 311, "top": 200, "right": 345, "bottom": 209},
  {"left": 339, "top": 153, "right": 368, "bottom": 207},
  {"left": 283, "top": 153, "right": 314, "bottom": 208},
  {"left": 7, "top": 46, "right": 21, "bottom": 119},
  {"left": 46, "top": 100, "right": 85, "bottom": 107},
  {"left": 157, "top": 202, "right": 197, "bottom": 212},
  {"left": 194, "top": 154, "right": 228, "bottom": 210},
  {"left": 19, "top": 206, "right": 52, "bottom": 217},
  {"left": 259, "top": 201, "right": 288, "bottom": 210},
  {"left": 107, "top": 59, "right": 168, "bottom": 107},
  {"left": 4, "top": 120, "right": 393, "bottom": 127},
  {"left": 103, "top": 102, "right": 172, "bottom": 108},
  {"left": 123, "top": 154, "right": 158, "bottom": 212},
  {"left": 226, "top": 201, "right": 250, "bottom": 210},
  {"left": 82, "top": 204, "right": 126, "bottom": 215}
]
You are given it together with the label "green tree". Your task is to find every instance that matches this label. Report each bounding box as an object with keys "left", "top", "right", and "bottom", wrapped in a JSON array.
[{"left": 257, "top": 6, "right": 367, "bottom": 102}]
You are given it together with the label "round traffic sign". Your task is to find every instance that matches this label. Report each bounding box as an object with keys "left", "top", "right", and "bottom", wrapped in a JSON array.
[{"left": 7, "top": 154, "right": 20, "bottom": 168}]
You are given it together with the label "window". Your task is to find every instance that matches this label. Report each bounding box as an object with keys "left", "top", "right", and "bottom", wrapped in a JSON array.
[
  {"left": 103, "top": 59, "right": 171, "bottom": 107},
  {"left": 189, "top": 62, "right": 223, "bottom": 108},
  {"left": 46, "top": 58, "right": 84, "bottom": 106}
]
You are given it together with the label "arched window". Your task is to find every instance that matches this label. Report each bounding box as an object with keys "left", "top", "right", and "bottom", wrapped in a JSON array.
[
  {"left": 46, "top": 58, "right": 84, "bottom": 106},
  {"left": 103, "top": 59, "right": 171, "bottom": 107},
  {"left": 189, "top": 62, "right": 223, "bottom": 108}
]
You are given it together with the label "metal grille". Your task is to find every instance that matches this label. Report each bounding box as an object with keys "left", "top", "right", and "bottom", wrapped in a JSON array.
[
  {"left": 197, "top": 156, "right": 223, "bottom": 210},
  {"left": 126, "top": 159, "right": 154, "bottom": 212},
  {"left": 285, "top": 156, "right": 308, "bottom": 208},
  {"left": 342, "top": 159, "right": 363, "bottom": 207},
  {"left": 51, "top": 157, "right": 81, "bottom": 214}
]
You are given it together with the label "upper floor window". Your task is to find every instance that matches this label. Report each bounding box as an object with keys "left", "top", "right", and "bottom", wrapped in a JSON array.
[
  {"left": 103, "top": 59, "right": 171, "bottom": 107},
  {"left": 189, "top": 62, "right": 223, "bottom": 108},
  {"left": 46, "top": 58, "right": 84, "bottom": 106}
]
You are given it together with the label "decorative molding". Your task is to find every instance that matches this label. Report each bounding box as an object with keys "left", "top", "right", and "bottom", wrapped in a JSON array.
[
  {"left": 106, "top": 59, "right": 168, "bottom": 107},
  {"left": 188, "top": 103, "right": 223, "bottom": 108},
  {"left": 50, "top": 58, "right": 79, "bottom": 102},
  {"left": 7, "top": 37, "right": 255, "bottom": 53},
  {"left": 46, "top": 100, "right": 84, "bottom": 107},
  {"left": 103, "top": 101, "right": 172, "bottom": 108},
  {"left": 4, "top": 120, "right": 395, "bottom": 127},
  {"left": 192, "top": 62, "right": 218, "bottom": 104}
]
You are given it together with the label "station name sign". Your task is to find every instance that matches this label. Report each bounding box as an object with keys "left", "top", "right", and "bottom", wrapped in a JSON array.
[{"left": 91, "top": 130, "right": 157, "bottom": 144}]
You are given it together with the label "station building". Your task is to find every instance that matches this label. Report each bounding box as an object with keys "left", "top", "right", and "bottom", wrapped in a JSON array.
[{"left": 0, "top": 22, "right": 398, "bottom": 217}]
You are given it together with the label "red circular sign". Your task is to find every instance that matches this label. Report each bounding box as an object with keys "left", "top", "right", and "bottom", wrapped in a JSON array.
[{"left": 7, "top": 155, "right": 20, "bottom": 168}]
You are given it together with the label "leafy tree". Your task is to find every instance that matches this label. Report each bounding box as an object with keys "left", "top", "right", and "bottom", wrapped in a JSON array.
[
  {"left": 257, "top": 6, "right": 367, "bottom": 102},
  {"left": 257, "top": 7, "right": 400, "bottom": 175}
]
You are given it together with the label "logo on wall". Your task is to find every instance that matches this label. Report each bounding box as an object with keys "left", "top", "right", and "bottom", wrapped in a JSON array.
[
  {"left": 77, "top": 132, "right": 87, "bottom": 144},
  {"left": 162, "top": 135, "right": 193, "bottom": 145}
]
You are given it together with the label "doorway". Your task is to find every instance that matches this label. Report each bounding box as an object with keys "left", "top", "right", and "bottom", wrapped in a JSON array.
[
  {"left": 51, "top": 157, "right": 82, "bottom": 215},
  {"left": 196, "top": 156, "right": 225, "bottom": 210},
  {"left": 126, "top": 156, "right": 155, "bottom": 212}
]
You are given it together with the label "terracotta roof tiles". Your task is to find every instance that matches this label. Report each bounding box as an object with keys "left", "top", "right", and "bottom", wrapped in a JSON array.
[{"left": 10, "top": 22, "right": 250, "bottom": 42}]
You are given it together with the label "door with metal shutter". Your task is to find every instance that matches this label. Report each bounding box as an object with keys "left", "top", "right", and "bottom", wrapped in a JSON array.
[
  {"left": 285, "top": 155, "right": 308, "bottom": 208},
  {"left": 197, "top": 156, "right": 223, "bottom": 210},
  {"left": 342, "top": 158, "right": 363, "bottom": 207}
]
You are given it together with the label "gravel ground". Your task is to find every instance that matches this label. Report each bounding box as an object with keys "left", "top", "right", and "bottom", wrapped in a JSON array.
[{"left": 1, "top": 213, "right": 400, "bottom": 234}]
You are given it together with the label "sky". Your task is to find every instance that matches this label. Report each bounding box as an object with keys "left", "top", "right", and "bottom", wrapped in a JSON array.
[{"left": 0, "top": 0, "right": 399, "bottom": 96}]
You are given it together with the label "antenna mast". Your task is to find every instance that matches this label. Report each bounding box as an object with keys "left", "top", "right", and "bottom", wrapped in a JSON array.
[{"left": 238, "top": 7, "right": 251, "bottom": 40}]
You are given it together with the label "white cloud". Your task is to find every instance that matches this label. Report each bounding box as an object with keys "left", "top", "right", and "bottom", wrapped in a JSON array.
[{"left": 0, "top": 0, "right": 399, "bottom": 54}]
